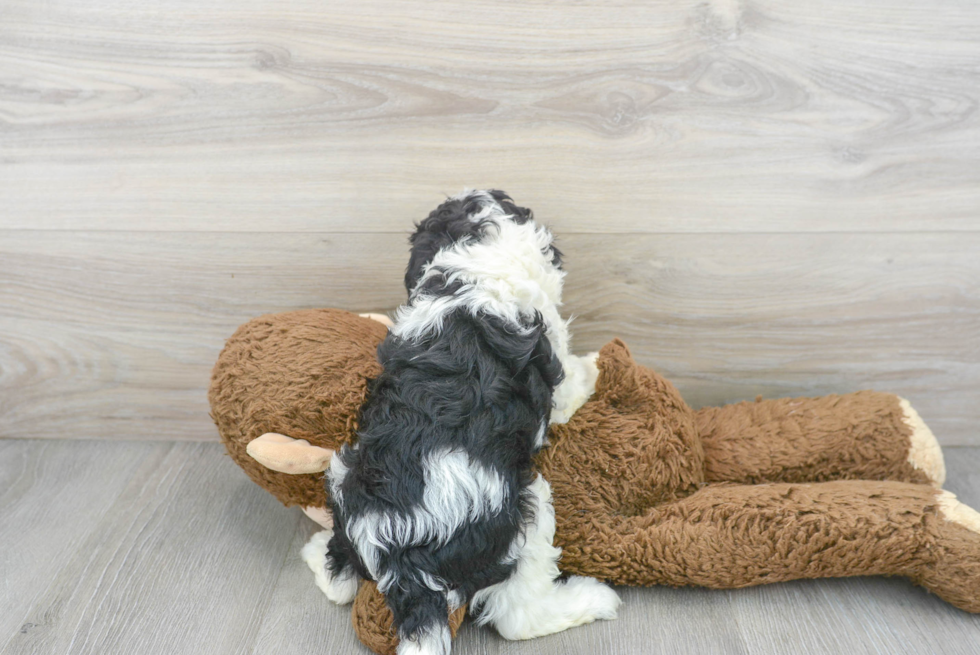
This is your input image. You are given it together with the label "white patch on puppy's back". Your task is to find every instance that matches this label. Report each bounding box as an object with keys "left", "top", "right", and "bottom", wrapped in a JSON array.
[
  {"left": 345, "top": 449, "right": 508, "bottom": 591},
  {"left": 424, "top": 449, "right": 508, "bottom": 524},
  {"left": 534, "top": 420, "right": 547, "bottom": 449}
]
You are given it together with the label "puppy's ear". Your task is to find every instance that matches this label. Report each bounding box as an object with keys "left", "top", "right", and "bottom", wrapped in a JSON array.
[
  {"left": 405, "top": 227, "right": 453, "bottom": 294},
  {"left": 487, "top": 189, "right": 560, "bottom": 268},
  {"left": 521, "top": 317, "right": 564, "bottom": 431},
  {"left": 546, "top": 242, "right": 563, "bottom": 270},
  {"left": 527, "top": 321, "right": 564, "bottom": 389},
  {"left": 404, "top": 198, "right": 483, "bottom": 294},
  {"left": 481, "top": 313, "right": 564, "bottom": 389},
  {"left": 488, "top": 189, "right": 533, "bottom": 225}
]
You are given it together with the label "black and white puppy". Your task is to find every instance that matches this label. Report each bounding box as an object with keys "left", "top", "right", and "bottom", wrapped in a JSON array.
[{"left": 316, "top": 190, "right": 619, "bottom": 655}]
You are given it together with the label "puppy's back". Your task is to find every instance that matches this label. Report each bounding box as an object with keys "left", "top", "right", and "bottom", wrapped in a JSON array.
[{"left": 329, "top": 309, "right": 561, "bottom": 639}]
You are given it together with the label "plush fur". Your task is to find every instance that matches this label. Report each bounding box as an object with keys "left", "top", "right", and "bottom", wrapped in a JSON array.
[
  {"left": 209, "top": 310, "right": 980, "bottom": 655},
  {"left": 396, "top": 190, "right": 597, "bottom": 425},
  {"left": 324, "top": 191, "right": 616, "bottom": 655}
]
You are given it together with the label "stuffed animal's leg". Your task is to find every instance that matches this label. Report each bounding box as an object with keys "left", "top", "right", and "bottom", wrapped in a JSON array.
[
  {"left": 696, "top": 391, "right": 945, "bottom": 487},
  {"left": 555, "top": 480, "right": 980, "bottom": 613},
  {"left": 352, "top": 581, "right": 466, "bottom": 655}
]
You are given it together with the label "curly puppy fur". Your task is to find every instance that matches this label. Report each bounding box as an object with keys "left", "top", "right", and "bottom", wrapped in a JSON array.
[{"left": 322, "top": 190, "right": 618, "bottom": 655}]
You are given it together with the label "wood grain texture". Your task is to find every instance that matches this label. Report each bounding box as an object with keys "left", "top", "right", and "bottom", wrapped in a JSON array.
[
  {"left": 250, "top": 522, "right": 382, "bottom": 655},
  {"left": 2, "top": 440, "right": 979, "bottom": 654},
  {"left": 0, "top": 440, "right": 168, "bottom": 647},
  {"left": 1, "top": 0, "right": 979, "bottom": 232},
  {"left": 0, "top": 441, "right": 300, "bottom": 655},
  {"left": 2, "top": 231, "right": 978, "bottom": 444},
  {"left": 727, "top": 448, "right": 980, "bottom": 655}
]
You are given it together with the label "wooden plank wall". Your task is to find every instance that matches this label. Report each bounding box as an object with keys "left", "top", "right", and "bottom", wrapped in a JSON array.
[{"left": 1, "top": 0, "right": 978, "bottom": 443}]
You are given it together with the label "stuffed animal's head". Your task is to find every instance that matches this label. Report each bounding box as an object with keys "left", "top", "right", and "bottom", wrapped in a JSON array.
[{"left": 209, "top": 309, "right": 390, "bottom": 509}]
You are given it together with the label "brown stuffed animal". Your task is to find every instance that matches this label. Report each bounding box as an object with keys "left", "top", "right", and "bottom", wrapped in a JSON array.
[{"left": 209, "top": 308, "right": 980, "bottom": 655}]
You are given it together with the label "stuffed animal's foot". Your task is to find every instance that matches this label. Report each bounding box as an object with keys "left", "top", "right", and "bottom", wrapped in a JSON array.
[
  {"left": 351, "top": 580, "right": 467, "bottom": 655},
  {"left": 938, "top": 491, "right": 980, "bottom": 534},
  {"left": 916, "top": 491, "right": 980, "bottom": 613},
  {"left": 302, "top": 529, "right": 359, "bottom": 605},
  {"left": 899, "top": 398, "right": 946, "bottom": 487}
]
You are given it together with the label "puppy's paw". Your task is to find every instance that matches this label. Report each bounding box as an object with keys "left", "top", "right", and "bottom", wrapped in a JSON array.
[
  {"left": 492, "top": 577, "right": 620, "bottom": 640},
  {"left": 301, "top": 529, "right": 359, "bottom": 605},
  {"left": 554, "top": 575, "right": 621, "bottom": 626},
  {"left": 550, "top": 353, "right": 600, "bottom": 425}
]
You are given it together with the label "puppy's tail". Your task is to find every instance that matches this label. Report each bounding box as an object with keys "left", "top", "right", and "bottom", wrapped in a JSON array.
[{"left": 385, "top": 576, "right": 452, "bottom": 655}]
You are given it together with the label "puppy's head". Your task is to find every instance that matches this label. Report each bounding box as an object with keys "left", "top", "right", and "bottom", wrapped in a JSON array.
[{"left": 404, "top": 189, "right": 562, "bottom": 295}]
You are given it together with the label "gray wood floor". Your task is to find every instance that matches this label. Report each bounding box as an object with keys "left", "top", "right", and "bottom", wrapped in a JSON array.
[{"left": 2, "top": 439, "right": 979, "bottom": 655}]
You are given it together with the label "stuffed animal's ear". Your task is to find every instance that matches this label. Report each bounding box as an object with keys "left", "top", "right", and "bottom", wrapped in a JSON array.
[
  {"left": 359, "top": 313, "right": 394, "bottom": 328},
  {"left": 246, "top": 432, "right": 334, "bottom": 474}
]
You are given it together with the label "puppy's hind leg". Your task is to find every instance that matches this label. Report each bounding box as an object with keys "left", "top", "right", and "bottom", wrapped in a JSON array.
[
  {"left": 470, "top": 475, "right": 620, "bottom": 640},
  {"left": 301, "top": 529, "right": 360, "bottom": 605}
]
